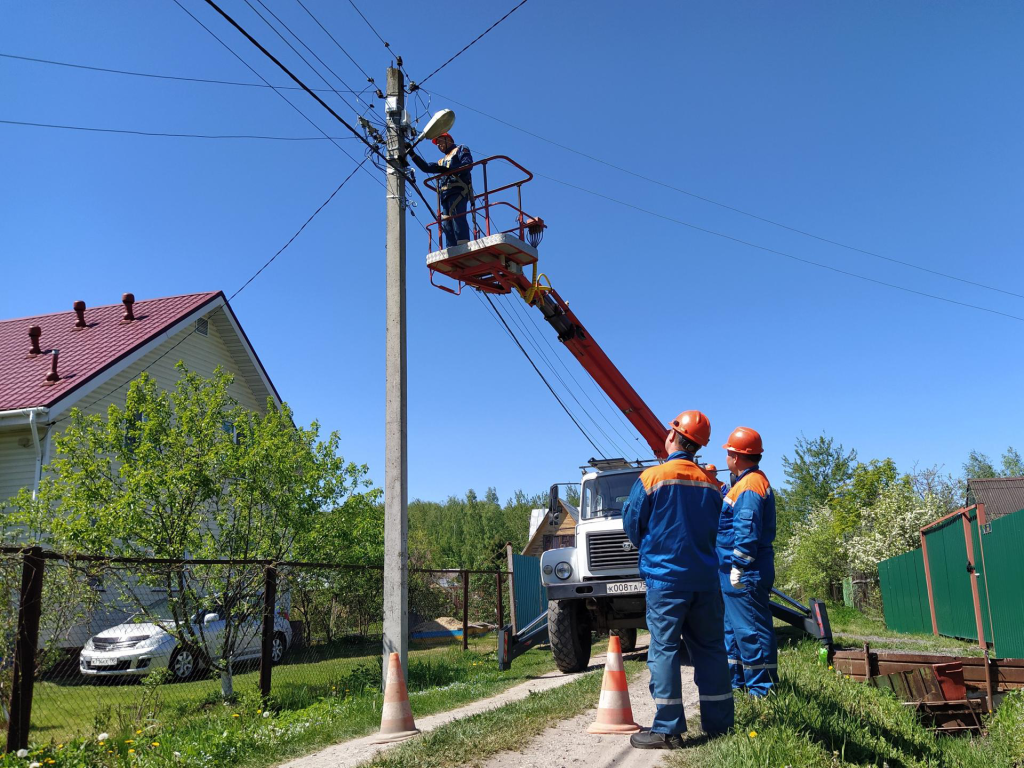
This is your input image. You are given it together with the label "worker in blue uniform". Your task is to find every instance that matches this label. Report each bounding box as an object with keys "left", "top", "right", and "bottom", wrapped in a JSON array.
[
  {"left": 408, "top": 132, "right": 474, "bottom": 247},
  {"left": 622, "top": 411, "right": 734, "bottom": 749},
  {"left": 717, "top": 426, "right": 778, "bottom": 696}
]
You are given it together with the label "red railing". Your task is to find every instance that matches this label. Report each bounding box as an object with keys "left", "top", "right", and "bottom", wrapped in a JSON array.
[{"left": 422, "top": 155, "right": 539, "bottom": 251}]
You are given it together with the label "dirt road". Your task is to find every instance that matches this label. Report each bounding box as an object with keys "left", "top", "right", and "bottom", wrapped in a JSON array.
[
  {"left": 479, "top": 665, "right": 698, "bottom": 768},
  {"left": 278, "top": 640, "right": 652, "bottom": 768}
]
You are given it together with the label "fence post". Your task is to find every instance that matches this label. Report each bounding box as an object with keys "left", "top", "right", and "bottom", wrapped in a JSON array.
[
  {"left": 495, "top": 571, "right": 504, "bottom": 630},
  {"left": 461, "top": 570, "right": 469, "bottom": 651},
  {"left": 7, "top": 547, "right": 45, "bottom": 754},
  {"left": 259, "top": 565, "right": 278, "bottom": 700}
]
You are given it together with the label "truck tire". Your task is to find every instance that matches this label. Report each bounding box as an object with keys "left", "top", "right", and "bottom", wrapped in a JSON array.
[
  {"left": 548, "top": 599, "right": 591, "bottom": 673},
  {"left": 610, "top": 627, "right": 637, "bottom": 653}
]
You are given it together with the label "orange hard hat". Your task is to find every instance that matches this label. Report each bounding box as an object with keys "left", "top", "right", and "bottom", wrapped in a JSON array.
[
  {"left": 431, "top": 132, "right": 453, "bottom": 145},
  {"left": 669, "top": 410, "right": 711, "bottom": 447},
  {"left": 722, "top": 427, "right": 763, "bottom": 455},
  {"left": 705, "top": 464, "right": 718, "bottom": 473}
]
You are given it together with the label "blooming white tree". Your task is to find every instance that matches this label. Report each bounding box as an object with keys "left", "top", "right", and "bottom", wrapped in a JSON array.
[{"left": 846, "top": 483, "right": 944, "bottom": 573}]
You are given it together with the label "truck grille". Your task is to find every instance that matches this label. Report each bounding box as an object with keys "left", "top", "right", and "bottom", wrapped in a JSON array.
[{"left": 586, "top": 530, "right": 639, "bottom": 570}]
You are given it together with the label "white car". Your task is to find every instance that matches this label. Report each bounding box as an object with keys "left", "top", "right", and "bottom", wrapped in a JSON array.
[{"left": 79, "top": 597, "right": 292, "bottom": 681}]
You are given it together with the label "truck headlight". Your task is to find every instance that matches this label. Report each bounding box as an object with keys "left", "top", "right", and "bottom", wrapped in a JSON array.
[
  {"left": 542, "top": 565, "right": 553, "bottom": 575},
  {"left": 555, "top": 562, "right": 573, "bottom": 580}
]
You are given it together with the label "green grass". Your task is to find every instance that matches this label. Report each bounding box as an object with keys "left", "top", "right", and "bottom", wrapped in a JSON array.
[
  {"left": 825, "top": 604, "right": 986, "bottom": 656},
  {"left": 6, "top": 635, "right": 586, "bottom": 768},
  {"left": 363, "top": 660, "right": 645, "bottom": 768},
  {"left": 669, "top": 641, "right": 1024, "bottom": 768}
]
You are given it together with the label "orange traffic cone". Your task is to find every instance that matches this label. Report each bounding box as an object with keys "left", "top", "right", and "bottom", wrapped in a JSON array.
[
  {"left": 587, "top": 635, "right": 641, "bottom": 734},
  {"left": 372, "top": 653, "right": 421, "bottom": 743}
]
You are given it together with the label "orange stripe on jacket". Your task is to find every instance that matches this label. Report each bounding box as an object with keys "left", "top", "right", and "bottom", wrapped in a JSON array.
[
  {"left": 641, "top": 458, "right": 720, "bottom": 494},
  {"left": 725, "top": 470, "right": 771, "bottom": 505}
]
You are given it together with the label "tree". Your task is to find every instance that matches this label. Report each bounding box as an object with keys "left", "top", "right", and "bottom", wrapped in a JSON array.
[
  {"left": 847, "top": 483, "right": 944, "bottom": 575},
  {"left": 964, "top": 450, "right": 998, "bottom": 480},
  {"left": 11, "top": 365, "right": 352, "bottom": 699},
  {"left": 776, "top": 434, "right": 856, "bottom": 553},
  {"left": 778, "top": 505, "right": 848, "bottom": 602},
  {"left": 1000, "top": 447, "right": 1024, "bottom": 477}
]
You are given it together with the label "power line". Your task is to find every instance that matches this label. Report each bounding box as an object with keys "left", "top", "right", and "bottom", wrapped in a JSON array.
[
  {"left": 427, "top": 89, "right": 1024, "bottom": 303},
  {"left": 0, "top": 51, "right": 366, "bottom": 92},
  {"left": 413, "top": 0, "right": 529, "bottom": 89},
  {"left": 292, "top": 0, "right": 373, "bottom": 83},
  {"left": 479, "top": 292, "right": 604, "bottom": 457},
  {"left": 346, "top": 0, "right": 388, "bottom": 49},
  {"left": 52, "top": 161, "right": 366, "bottom": 427},
  {"left": 537, "top": 172, "right": 1024, "bottom": 325},
  {"left": 170, "top": 0, "right": 383, "bottom": 190},
  {"left": 0, "top": 118, "right": 358, "bottom": 141}
]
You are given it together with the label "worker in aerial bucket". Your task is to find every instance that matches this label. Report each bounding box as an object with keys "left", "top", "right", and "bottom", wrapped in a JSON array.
[
  {"left": 407, "top": 132, "right": 474, "bottom": 248},
  {"left": 717, "top": 427, "right": 778, "bottom": 696},
  {"left": 622, "top": 411, "right": 734, "bottom": 749}
]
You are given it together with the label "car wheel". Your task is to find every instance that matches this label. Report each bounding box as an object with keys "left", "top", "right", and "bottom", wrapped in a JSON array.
[
  {"left": 270, "top": 632, "right": 287, "bottom": 664},
  {"left": 169, "top": 647, "right": 202, "bottom": 681}
]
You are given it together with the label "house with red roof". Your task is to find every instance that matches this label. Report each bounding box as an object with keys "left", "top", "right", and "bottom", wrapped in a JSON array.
[{"left": 0, "top": 291, "right": 281, "bottom": 504}]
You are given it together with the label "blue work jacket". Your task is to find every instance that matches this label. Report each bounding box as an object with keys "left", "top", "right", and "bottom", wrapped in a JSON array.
[
  {"left": 716, "top": 467, "right": 776, "bottom": 575},
  {"left": 411, "top": 145, "right": 473, "bottom": 203},
  {"left": 622, "top": 451, "right": 723, "bottom": 592}
]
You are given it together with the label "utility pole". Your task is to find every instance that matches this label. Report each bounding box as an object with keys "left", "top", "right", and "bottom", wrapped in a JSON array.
[{"left": 382, "top": 65, "right": 409, "bottom": 687}]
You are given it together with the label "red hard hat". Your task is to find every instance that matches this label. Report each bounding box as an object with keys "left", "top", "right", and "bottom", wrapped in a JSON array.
[
  {"left": 722, "top": 427, "right": 763, "bottom": 455},
  {"left": 431, "top": 132, "right": 452, "bottom": 145},
  {"left": 669, "top": 410, "right": 711, "bottom": 447},
  {"left": 705, "top": 464, "right": 718, "bottom": 473}
]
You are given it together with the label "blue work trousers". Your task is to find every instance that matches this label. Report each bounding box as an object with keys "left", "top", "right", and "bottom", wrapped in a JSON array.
[
  {"left": 440, "top": 194, "right": 470, "bottom": 247},
  {"left": 720, "top": 570, "right": 779, "bottom": 697},
  {"left": 646, "top": 588, "right": 734, "bottom": 736}
]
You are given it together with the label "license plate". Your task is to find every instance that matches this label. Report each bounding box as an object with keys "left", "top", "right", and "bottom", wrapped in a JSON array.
[
  {"left": 606, "top": 581, "right": 646, "bottom": 595},
  {"left": 92, "top": 658, "right": 117, "bottom": 667}
]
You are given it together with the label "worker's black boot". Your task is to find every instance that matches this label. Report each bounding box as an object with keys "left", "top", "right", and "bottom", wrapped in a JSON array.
[{"left": 629, "top": 731, "right": 684, "bottom": 749}]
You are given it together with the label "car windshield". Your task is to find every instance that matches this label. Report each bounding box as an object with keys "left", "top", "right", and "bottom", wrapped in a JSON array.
[{"left": 581, "top": 471, "right": 640, "bottom": 520}]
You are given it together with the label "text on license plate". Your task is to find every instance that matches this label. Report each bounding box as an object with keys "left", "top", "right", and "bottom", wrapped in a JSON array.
[
  {"left": 606, "top": 581, "right": 646, "bottom": 595},
  {"left": 92, "top": 658, "right": 117, "bottom": 666}
]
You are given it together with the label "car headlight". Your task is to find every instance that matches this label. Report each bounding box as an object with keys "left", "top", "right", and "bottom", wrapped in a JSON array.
[
  {"left": 542, "top": 565, "right": 553, "bottom": 575},
  {"left": 555, "top": 562, "right": 573, "bottom": 580},
  {"left": 84, "top": 638, "right": 95, "bottom": 651}
]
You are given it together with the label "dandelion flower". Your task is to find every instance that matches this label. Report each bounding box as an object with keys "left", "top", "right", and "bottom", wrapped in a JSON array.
[
  {"left": 29, "top": 762, "right": 41, "bottom": 768},
  {"left": 749, "top": 730, "right": 758, "bottom": 738},
  {"left": 128, "top": 748, "right": 136, "bottom": 754},
  {"left": 232, "top": 713, "right": 240, "bottom": 718},
  {"left": 125, "top": 739, "right": 135, "bottom": 744},
  {"left": 97, "top": 733, "right": 109, "bottom": 742},
  {"left": 16, "top": 749, "right": 29, "bottom": 758},
  {"left": 263, "top": 711, "right": 271, "bottom": 719},
  {"left": 173, "top": 752, "right": 181, "bottom": 759},
  {"left": 152, "top": 742, "right": 160, "bottom": 747},
  {"left": 828, "top": 666, "right": 833, "bottom": 670},
  {"left": 136, "top": 730, "right": 143, "bottom": 735}
]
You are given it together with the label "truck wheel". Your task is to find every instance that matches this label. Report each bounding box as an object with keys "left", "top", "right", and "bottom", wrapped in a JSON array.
[
  {"left": 548, "top": 599, "right": 591, "bottom": 673},
  {"left": 610, "top": 628, "right": 637, "bottom": 653}
]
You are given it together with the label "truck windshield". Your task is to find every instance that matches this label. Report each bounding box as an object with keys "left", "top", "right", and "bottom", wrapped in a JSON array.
[{"left": 581, "top": 471, "right": 640, "bottom": 520}]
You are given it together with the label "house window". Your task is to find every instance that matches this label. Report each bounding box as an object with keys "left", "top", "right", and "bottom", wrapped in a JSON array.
[
  {"left": 542, "top": 535, "right": 553, "bottom": 551},
  {"left": 195, "top": 317, "right": 209, "bottom": 336}
]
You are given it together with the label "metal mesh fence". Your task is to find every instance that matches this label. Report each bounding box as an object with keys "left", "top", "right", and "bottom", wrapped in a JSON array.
[{"left": 1, "top": 549, "right": 506, "bottom": 750}]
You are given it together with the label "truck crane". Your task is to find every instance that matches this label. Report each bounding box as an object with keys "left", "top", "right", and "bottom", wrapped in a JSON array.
[{"left": 421, "top": 154, "right": 832, "bottom": 672}]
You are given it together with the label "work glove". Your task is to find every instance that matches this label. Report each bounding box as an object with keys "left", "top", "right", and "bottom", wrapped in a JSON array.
[{"left": 729, "top": 567, "right": 743, "bottom": 589}]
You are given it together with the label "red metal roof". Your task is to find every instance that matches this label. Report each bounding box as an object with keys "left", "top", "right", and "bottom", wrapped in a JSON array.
[{"left": 0, "top": 292, "right": 222, "bottom": 411}]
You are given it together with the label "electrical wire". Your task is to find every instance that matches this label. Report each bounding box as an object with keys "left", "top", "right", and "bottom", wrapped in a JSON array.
[
  {"left": 292, "top": 0, "right": 374, "bottom": 83},
  {"left": 0, "top": 118, "right": 358, "bottom": 141},
  {"left": 344, "top": 0, "right": 412, "bottom": 84},
  {"left": 505, "top": 294, "right": 650, "bottom": 458},
  {"left": 478, "top": 292, "right": 605, "bottom": 457},
  {"left": 426, "top": 89, "right": 1024, "bottom": 303},
  {"left": 537, "top": 172, "right": 1024, "bottom": 325},
  {"left": 414, "top": 0, "right": 529, "bottom": 89},
  {"left": 497, "top": 294, "right": 621, "bottom": 458},
  {"left": 171, "top": 0, "right": 383, "bottom": 191},
  {"left": 51, "top": 159, "right": 368, "bottom": 427},
  {"left": 0, "top": 51, "right": 367, "bottom": 92}
]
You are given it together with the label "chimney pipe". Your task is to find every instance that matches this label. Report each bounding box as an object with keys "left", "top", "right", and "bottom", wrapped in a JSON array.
[
  {"left": 73, "top": 300, "right": 87, "bottom": 328},
  {"left": 122, "top": 293, "right": 136, "bottom": 321},
  {"left": 46, "top": 349, "right": 60, "bottom": 383},
  {"left": 28, "top": 325, "right": 42, "bottom": 354}
]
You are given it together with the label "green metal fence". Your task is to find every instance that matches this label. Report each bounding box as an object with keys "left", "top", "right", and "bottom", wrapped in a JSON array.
[{"left": 878, "top": 504, "right": 1024, "bottom": 659}]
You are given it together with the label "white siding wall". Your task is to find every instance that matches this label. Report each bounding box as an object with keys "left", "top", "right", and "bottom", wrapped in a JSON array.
[{"left": 0, "top": 428, "right": 36, "bottom": 503}]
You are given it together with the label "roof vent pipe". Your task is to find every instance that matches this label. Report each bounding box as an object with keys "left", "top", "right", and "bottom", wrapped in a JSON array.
[
  {"left": 73, "top": 300, "right": 87, "bottom": 328},
  {"left": 46, "top": 349, "right": 60, "bottom": 383},
  {"left": 28, "top": 325, "right": 42, "bottom": 354},
  {"left": 122, "top": 293, "right": 136, "bottom": 321}
]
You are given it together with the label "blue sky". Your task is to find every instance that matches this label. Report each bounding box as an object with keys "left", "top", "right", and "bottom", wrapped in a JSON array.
[{"left": 3, "top": 1, "right": 1022, "bottom": 503}]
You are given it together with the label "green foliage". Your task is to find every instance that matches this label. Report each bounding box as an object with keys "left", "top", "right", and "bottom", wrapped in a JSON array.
[
  {"left": 776, "top": 434, "right": 856, "bottom": 551},
  {"left": 1000, "top": 447, "right": 1024, "bottom": 477},
  {"left": 965, "top": 449, "right": 999, "bottom": 480}
]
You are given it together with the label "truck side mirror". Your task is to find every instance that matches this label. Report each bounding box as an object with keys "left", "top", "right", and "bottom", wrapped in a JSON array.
[{"left": 548, "top": 484, "right": 560, "bottom": 526}]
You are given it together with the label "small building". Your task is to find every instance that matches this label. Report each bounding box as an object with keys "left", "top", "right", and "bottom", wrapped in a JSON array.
[
  {"left": 0, "top": 290, "right": 280, "bottom": 504},
  {"left": 966, "top": 476, "right": 1024, "bottom": 523},
  {"left": 521, "top": 500, "right": 578, "bottom": 557}
]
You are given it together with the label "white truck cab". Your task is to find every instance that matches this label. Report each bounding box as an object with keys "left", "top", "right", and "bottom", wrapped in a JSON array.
[{"left": 539, "top": 460, "right": 654, "bottom": 672}]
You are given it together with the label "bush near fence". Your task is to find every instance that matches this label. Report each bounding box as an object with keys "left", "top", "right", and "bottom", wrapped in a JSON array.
[{"left": 0, "top": 547, "right": 508, "bottom": 752}]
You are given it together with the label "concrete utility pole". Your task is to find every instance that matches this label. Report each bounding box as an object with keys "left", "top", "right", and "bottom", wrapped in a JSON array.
[{"left": 382, "top": 65, "right": 409, "bottom": 687}]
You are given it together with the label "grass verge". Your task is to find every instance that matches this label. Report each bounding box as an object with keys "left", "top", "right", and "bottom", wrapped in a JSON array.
[
  {"left": 363, "top": 660, "right": 645, "bottom": 768},
  {"left": 669, "top": 642, "right": 1024, "bottom": 768},
  {"left": 4, "top": 636, "right": 588, "bottom": 768},
  {"left": 825, "top": 604, "right": 986, "bottom": 656}
]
